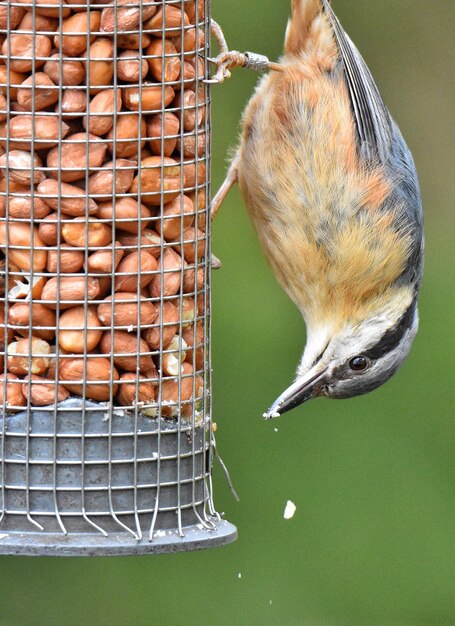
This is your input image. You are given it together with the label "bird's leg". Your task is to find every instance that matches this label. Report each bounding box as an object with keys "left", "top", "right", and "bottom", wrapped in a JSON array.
[
  {"left": 209, "top": 154, "right": 240, "bottom": 269},
  {"left": 205, "top": 20, "right": 284, "bottom": 84},
  {"left": 211, "top": 154, "right": 239, "bottom": 221}
]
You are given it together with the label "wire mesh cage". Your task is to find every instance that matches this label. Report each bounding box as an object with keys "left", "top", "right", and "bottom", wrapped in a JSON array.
[{"left": 0, "top": 0, "right": 236, "bottom": 555}]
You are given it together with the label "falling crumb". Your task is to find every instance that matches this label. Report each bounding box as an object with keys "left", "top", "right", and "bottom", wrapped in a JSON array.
[
  {"left": 238, "top": 573, "right": 242, "bottom": 579},
  {"left": 269, "top": 600, "right": 272, "bottom": 606},
  {"left": 283, "top": 500, "right": 297, "bottom": 520},
  {"left": 274, "top": 428, "right": 279, "bottom": 433}
]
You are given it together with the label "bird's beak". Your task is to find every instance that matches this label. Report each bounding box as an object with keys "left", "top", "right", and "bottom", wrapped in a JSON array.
[{"left": 263, "top": 366, "right": 328, "bottom": 419}]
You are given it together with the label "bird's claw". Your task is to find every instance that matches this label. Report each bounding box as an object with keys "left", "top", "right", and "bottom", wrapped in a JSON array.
[
  {"left": 203, "top": 51, "right": 244, "bottom": 84},
  {"left": 211, "top": 253, "right": 222, "bottom": 269}
]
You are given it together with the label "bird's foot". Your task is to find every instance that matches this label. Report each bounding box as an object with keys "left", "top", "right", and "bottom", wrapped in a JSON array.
[
  {"left": 211, "top": 253, "right": 222, "bottom": 270},
  {"left": 204, "top": 20, "right": 283, "bottom": 84}
]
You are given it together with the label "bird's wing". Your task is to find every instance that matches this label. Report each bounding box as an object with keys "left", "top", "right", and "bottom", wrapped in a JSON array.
[{"left": 322, "top": 0, "right": 393, "bottom": 163}]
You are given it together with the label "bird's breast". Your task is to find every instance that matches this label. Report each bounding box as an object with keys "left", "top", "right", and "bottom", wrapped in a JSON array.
[{"left": 237, "top": 64, "right": 412, "bottom": 325}]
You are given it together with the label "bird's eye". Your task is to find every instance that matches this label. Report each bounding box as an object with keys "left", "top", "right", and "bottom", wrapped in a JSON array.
[{"left": 349, "top": 356, "right": 368, "bottom": 371}]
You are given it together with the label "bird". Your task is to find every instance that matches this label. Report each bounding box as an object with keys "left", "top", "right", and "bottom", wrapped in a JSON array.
[{"left": 209, "top": 0, "right": 424, "bottom": 418}]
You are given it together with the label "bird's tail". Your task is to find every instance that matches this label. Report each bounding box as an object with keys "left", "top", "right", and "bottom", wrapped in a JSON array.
[{"left": 284, "top": 0, "right": 334, "bottom": 58}]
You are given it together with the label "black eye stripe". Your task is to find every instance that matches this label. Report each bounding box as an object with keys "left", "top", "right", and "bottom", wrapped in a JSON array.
[{"left": 363, "top": 299, "right": 417, "bottom": 361}]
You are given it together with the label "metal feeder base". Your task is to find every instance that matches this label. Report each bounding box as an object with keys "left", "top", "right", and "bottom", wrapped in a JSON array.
[
  {"left": 0, "top": 399, "right": 237, "bottom": 556},
  {"left": 0, "top": 520, "right": 237, "bottom": 557}
]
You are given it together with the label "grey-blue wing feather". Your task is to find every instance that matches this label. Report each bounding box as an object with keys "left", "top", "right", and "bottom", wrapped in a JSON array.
[
  {"left": 386, "top": 121, "right": 424, "bottom": 290},
  {"left": 322, "top": 0, "right": 393, "bottom": 163}
]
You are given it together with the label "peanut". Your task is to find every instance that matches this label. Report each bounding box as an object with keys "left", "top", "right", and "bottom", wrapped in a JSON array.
[
  {"left": 100, "top": 0, "right": 157, "bottom": 33},
  {"left": 0, "top": 115, "right": 69, "bottom": 150},
  {"left": 117, "top": 49, "right": 148, "bottom": 82},
  {"left": 58, "top": 305, "right": 103, "bottom": 353},
  {"left": 59, "top": 356, "right": 119, "bottom": 401},
  {"left": 22, "top": 375, "right": 70, "bottom": 406},
  {"left": 0, "top": 221, "right": 47, "bottom": 271},
  {"left": 114, "top": 250, "right": 158, "bottom": 292},
  {"left": 87, "top": 159, "right": 137, "bottom": 200},
  {"left": 183, "top": 160, "right": 206, "bottom": 189},
  {"left": 0, "top": 5, "right": 25, "bottom": 29},
  {"left": 97, "top": 292, "right": 157, "bottom": 328},
  {"left": 116, "top": 228, "right": 161, "bottom": 258},
  {"left": 7, "top": 194, "right": 52, "bottom": 220},
  {"left": 47, "top": 132, "right": 107, "bottom": 182},
  {"left": 172, "top": 226, "right": 205, "bottom": 263},
  {"left": 182, "top": 321, "right": 204, "bottom": 370},
  {"left": 3, "top": 33, "right": 52, "bottom": 73},
  {"left": 162, "top": 334, "right": 187, "bottom": 376},
  {"left": 61, "top": 217, "right": 112, "bottom": 248},
  {"left": 144, "top": 6, "right": 189, "bottom": 35},
  {"left": 54, "top": 11, "right": 101, "bottom": 57},
  {"left": 159, "top": 362, "right": 195, "bottom": 418},
  {"left": 0, "top": 373, "right": 26, "bottom": 408},
  {"left": 100, "top": 330, "right": 154, "bottom": 373},
  {"left": 173, "top": 89, "right": 204, "bottom": 131},
  {"left": 7, "top": 336, "right": 51, "bottom": 376},
  {"left": 57, "top": 89, "right": 86, "bottom": 118},
  {"left": 7, "top": 274, "right": 47, "bottom": 301},
  {"left": 130, "top": 155, "right": 183, "bottom": 206},
  {"left": 181, "top": 0, "right": 205, "bottom": 24},
  {"left": 37, "top": 179, "right": 98, "bottom": 217},
  {"left": 16, "top": 72, "right": 59, "bottom": 111},
  {"left": 122, "top": 83, "right": 175, "bottom": 113},
  {"left": 86, "top": 243, "right": 124, "bottom": 274},
  {"left": 0, "top": 150, "right": 45, "bottom": 185},
  {"left": 41, "top": 276, "right": 101, "bottom": 308},
  {"left": 43, "top": 53, "right": 85, "bottom": 86},
  {"left": 117, "top": 372, "right": 155, "bottom": 406},
  {"left": 117, "top": 32, "right": 151, "bottom": 50},
  {"left": 46, "top": 247, "right": 85, "bottom": 274},
  {"left": 182, "top": 265, "right": 204, "bottom": 293},
  {"left": 38, "top": 212, "right": 68, "bottom": 246},
  {"left": 83, "top": 88, "right": 122, "bottom": 136},
  {"left": 155, "top": 195, "right": 194, "bottom": 241},
  {"left": 173, "top": 27, "right": 205, "bottom": 54},
  {"left": 0, "top": 307, "right": 14, "bottom": 348},
  {"left": 147, "top": 112, "right": 180, "bottom": 157},
  {"left": 17, "top": 11, "right": 59, "bottom": 31},
  {"left": 106, "top": 112, "right": 146, "bottom": 158},
  {"left": 149, "top": 247, "right": 183, "bottom": 298},
  {"left": 96, "top": 196, "right": 151, "bottom": 234},
  {"left": 176, "top": 131, "right": 205, "bottom": 158},
  {"left": 86, "top": 38, "right": 114, "bottom": 94},
  {"left": 146, "top": 39, "right": 181, "bottom": 83},
  {"left": 0, "top": 66, "right": 27, "bottom": 100},
  {"left": 0, "top": 93, "right": 5, "bottom": 122},
  {"left": 16, "top": 0, "right": 71, "bottom": 19},
  {"left": 8, "top": 302, "right": 56, "bottom": 341}
]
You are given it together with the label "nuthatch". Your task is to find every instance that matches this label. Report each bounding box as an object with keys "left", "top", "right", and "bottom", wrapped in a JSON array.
[{"left": 210, "top": 0, "right": 423, "bottom": 418}]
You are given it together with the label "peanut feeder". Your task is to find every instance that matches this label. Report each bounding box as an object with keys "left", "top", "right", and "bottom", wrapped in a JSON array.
[{"left": 0, "top": 0, "right": 236, "bottom": 555}]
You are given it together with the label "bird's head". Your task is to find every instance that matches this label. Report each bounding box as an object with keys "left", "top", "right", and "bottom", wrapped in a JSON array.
[{"left": 264, "top": 296, "right": 419, "bottom": 418}]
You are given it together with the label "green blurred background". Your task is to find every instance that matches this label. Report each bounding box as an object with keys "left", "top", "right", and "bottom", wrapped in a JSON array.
[{"left": 1, "top": 1, "right": 454, "bottom": 624}]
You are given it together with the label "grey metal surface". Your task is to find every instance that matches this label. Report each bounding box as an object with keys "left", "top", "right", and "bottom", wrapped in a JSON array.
[
  {"left": 0, "top": 398, "right": 235, "bottom": 554},
  {"left": 0, "top": 520, "right": 237, "bottom": 557}
]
